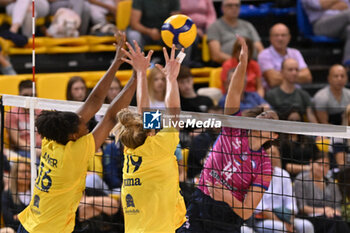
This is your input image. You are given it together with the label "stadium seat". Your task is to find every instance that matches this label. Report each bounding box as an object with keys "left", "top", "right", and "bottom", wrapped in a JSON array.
[
  {"left": 0, "top": 68, "right": 213, "bottom": 100},
  {"left": 36, "top": 74, "right": 70, "bottom": 100},
  {"left": 181, "top": 148, "right": 189, "bottom": 173},
  {"left": 115, "top": 70, "right": 134, "bottom": 85},
  {"left": 116, "top": 0, "right": 132, "bottom": 31},
  {"left": 271, "top": 6, "right": 296, "bottom": 16},
  {"left": 0, "top": 37, "right": 11, "bottom": 55},
  {"left": 191, "top": 67, "right": 212, "bottom": 84},
  {"left": 45, "top": 37, "right": 90, "bottom": 54},
  {"left": 296, "top": 0, "right": 340, "bottom": 43},
  {"left": 201, "top": 34, "right": 210, "bottom": 63},
  {"left": 88, "top": 151, "right": 104, "bottom": 176},
  {"left": 144, "top": 44, "right": 162, "bottom": 51},
  {"left": 116, "top": 0, "right": 162, "bottom": 51},
  {"left": 85, "top": 35, "right": 116, "bottom": 52},
  {"left": 8, "top": 37, "right": 47, "bottom": 55},
  {"left": 239, "top": 3, "right": 272, "bottom": 18},
  {"left": 0, "top": 75, "right": 31, "bottom": 95},
  {"left": 209, "top": 67, "right": 222, "bottom": 89}
]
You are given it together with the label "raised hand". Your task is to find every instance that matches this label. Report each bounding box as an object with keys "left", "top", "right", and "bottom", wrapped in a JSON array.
[
  {"left": 113, "top": 31, "right": 127, "bottom": 62},
  {"left": 155, "top": 45, "right": 184, "bottom": 82},
  {"left": 237, "top": 35, "right": 248, "bottom": 64},
  {"left": 121, "top": 40, "right": 153, "bottom": 74}
]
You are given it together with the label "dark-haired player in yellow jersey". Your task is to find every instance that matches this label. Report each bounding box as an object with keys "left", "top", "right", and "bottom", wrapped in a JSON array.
[{"left": 17, "top": 32, "right": 137, "bottom": 233}]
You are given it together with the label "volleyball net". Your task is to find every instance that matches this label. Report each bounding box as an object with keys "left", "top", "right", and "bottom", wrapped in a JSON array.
[{"left": 1, "top": 94, "right": 350, "bottom": 233}]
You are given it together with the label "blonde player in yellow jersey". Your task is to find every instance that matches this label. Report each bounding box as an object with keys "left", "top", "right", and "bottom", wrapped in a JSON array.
[
  {"left": 113, "top": 41, "right": 186, "bottom": 232},
  {"left": 17, "top": 32, "right": 138, "bottom": 233}
]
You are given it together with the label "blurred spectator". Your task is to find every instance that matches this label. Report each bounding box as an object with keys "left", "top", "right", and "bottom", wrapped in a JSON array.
[
  {"left": 265, "top": 58, "right": 318, "bottom": 123},
  {"left": 102, "top": 140, "right": 124, "bottom": 190},
  {"left": 330, "top": 104, "right": 350, "bottom": 169},
  {"left": 295, "top": 152, "right": 350, "bottom": 233},
  {"left": 180, "top": 0, "right": 216, "bottom": 67},
  {"left": 2, "top": 155, "right": 11, "bottom": 191},
  {"left": 0, "top": 50, "right": 16, "bottom": 75},
  {"left": 177, "top": 66, "right": 213, "bottom": 112},
  {"left": 301, "top": 0, "right": 350, "bottom": 66},
  {"left": 76, "top": 187, "right": 120, "bottom": 233},
  {"left": 66, "top": 76, "right": 99, "bottom": 132},
  {"left": 186, "top": 106, "right": 223, "bottom": 181},
  {"left": 5, "top": 80, "right": 42, "bottom": 158},
  {"left": 180, "top": 0, "right": 216, "bottom": 38},
  {"left": 49, "top": 0, "right": 90, "bottom": 35},
  {"left": 258, "top": 23, "right": 312, "bottom": 88},
  {"left": 1, "top": 160, "right": 31, "bottom": 231},
  {"left": 127, "top": 0, "right": 180, "bottom": 49},
  {"left": 1, "top": 0, "right": 49, "bottom": 38},
  {"left": 207, "top": 0, "right": 263, "bottom": 64},
  {"left": 105, "top": 77, "right": 122, "bottom": 104},
  {"left": 66, "top": 76, "right": 87, "bottom": 101},
  {"left": 147, "top": 67, "right": 166, "bottom": 109},
  {"left": 336, "top": 168, "right": 350, "bottom": 224},
  {"left": 313, "top": 64, "right": 350, "bottom": 125},
  {"left": 279, "top": 107, "right": 319, "bottom": 179},
  {"left": 89, "top": 0, "right": 119, "bottom": 26},
  {"left": 46, "top": 7, "right": 81, "bottom": 38},
  {"left": 221, "top": 37, "right": 264, "bottom": 96},
  {"left": 254, "top": 145, "right": 314, "bottom": 233},
  {"left": 219, "top": 68, "right": 270, "bottom": 110},
  {"left": 180, "top": 106, "right": 223, "bottom": 204}
]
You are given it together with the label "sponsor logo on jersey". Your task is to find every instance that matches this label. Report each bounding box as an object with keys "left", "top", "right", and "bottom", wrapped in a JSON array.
[
  {"left": 34, "top": 195, "right": 40, "bottom": 208},
  {"left": 123, "top": 178, "right": 142, "bottom": 187},
  {"left": 125, "top": 194, "right": 140, "bottom": 215}
]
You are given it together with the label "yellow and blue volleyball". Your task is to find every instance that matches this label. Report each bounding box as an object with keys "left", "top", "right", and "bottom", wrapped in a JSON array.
[{"left": 161, "top": 14, "right": 197, "bottom": 49}]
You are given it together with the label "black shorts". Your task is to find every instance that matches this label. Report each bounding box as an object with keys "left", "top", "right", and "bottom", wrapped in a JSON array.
[{"left": 177, "top": 188, "right": 243, "bottom": 233}]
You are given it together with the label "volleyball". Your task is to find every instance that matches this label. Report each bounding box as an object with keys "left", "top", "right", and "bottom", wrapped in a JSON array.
[{"left": 161, "top": 14, "right": 197, "bottom": 49}]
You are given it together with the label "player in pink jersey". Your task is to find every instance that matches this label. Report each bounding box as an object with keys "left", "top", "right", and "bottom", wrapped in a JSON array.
[{"left": 178, "top": 36, "right": 278, "bottom": 233}]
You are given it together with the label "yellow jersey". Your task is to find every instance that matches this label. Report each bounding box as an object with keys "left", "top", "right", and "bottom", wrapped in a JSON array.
[
  {"left": 122, "top": 127, "right": 186, "bottom": 233},
  {"left": 18, "top": 133, "right": 95, "bottom": 233}
]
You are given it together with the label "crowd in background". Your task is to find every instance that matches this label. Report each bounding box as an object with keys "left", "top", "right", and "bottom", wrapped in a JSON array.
[{"left": 1, "top": 0, "right": 350, "bottom": 232}]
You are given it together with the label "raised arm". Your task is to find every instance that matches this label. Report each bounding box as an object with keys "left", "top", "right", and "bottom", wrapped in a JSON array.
[
  {"left": 208, "top": 182, "right": 265, "bottom": 220},
  {"left": 121, "top": 40, "right": 153, "bottom": 114},
  {"left": 156, "top": 45, "right": 182, "bottom": 130},
  {"left": 92, "top": 73, "right": 137, "bottom": 150},
  {"left": 76, "top": 32, "right": 126, "bottom": 124},
  {"left": 224, "top": 36, "right": 248, "bottom": 115}
]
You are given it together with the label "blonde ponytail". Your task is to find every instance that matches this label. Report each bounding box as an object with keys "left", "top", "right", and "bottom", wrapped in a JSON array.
[{"left": 114, "top": 108, "right": 148, "bottom": 149}]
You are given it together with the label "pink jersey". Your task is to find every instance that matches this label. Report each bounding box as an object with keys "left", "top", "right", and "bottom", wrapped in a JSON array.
[{"left": 198, "top": 113, "right": 272, "bottom": 202}]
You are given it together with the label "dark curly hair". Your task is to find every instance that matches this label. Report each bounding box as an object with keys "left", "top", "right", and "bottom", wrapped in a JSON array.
[{"left": 36, "top": 110, "right": 80, "bottom": 145}]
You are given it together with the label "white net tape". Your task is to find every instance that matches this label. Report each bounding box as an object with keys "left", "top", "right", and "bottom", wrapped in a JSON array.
[{"left": 2, "top": 94, "right": 350, "bottom": 139}]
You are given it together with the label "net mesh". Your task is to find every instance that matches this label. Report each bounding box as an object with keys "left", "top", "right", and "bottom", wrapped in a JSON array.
[{"left": 1, "top": 95, "right": 350, "bottom": 233}]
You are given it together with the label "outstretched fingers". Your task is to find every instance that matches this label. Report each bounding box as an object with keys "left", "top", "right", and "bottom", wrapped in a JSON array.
[
  {"left": 121, "top": 48, "right": 133, "bottom": 63},
  {"left": 170, "top": 44, "right": 176, "bottom": 60},
  {"left": 133, "top": 40, "right": 141, "bottom": 54},
  {"left": 146, "top": 50, "right": 154, "bottom": 63},
  {"left": 125, "top": 41, "right": 136, "bottom": 56},
  {"left": 114, "top": 31, "right": 126, "bottom": 48},
  {"left": 163, "top": 47, "right": 169, "bottom": 63}
]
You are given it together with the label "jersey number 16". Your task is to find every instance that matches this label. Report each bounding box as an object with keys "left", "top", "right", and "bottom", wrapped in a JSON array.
[{"left": 35, "top": 162, "right": 52, "bottom": 192}]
